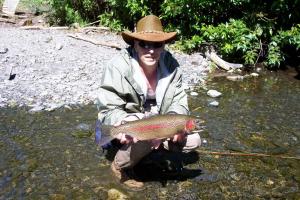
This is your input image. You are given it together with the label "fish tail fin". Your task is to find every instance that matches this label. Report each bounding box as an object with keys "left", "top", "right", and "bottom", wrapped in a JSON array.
[{"left": 95, "top": 120, "right": 114, "bottom": 148}]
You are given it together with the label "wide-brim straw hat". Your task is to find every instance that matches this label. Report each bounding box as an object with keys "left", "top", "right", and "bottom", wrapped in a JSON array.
[{"left": 122, "top": 15, "right": 177, "bottom": 45}]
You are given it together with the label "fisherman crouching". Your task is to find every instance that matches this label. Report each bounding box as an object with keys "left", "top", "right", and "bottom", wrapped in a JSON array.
[{"left": 96, "top": 15, "right": 201, "bottom": 189}]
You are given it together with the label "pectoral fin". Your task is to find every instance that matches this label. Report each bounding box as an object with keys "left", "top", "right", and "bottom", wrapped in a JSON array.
[{"left": 95, "top": 120, "right": 114, "bottom": 147}]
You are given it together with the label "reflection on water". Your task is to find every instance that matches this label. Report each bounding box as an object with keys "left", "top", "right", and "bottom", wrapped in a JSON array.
[{"left": 0, "top": 70, "right": 299, "bottom": 199}]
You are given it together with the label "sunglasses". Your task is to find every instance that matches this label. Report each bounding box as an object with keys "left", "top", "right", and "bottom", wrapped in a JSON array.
[{"left": 138, "top": 41, "right": 164, "bottom": 49}]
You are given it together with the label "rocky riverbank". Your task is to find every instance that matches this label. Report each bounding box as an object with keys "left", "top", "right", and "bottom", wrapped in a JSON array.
[{"left": 0, "top": 25, "right": 209, "bottom": 112}]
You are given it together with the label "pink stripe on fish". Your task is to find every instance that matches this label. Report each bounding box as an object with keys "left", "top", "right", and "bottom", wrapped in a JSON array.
[{"left": 130, "top": 123, "right": 171, "bottom": 132}]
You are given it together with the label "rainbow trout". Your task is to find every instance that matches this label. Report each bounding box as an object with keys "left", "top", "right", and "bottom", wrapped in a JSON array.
[{"left": 95, "top": 114, "right": 204, "bottom": 147}]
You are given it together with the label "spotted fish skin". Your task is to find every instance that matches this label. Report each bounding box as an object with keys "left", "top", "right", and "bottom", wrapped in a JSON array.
[{"left": 95, "top": 114, "right": 203, "bottom": 147}]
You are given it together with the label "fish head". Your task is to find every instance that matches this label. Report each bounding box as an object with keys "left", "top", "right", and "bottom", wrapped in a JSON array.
[{"left": 185, "top": 118, "right": 205, "bottom": 132}]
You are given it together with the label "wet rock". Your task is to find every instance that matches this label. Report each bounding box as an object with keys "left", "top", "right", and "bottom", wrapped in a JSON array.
[
  {"left": 190, "top": 91, "right": 198, "bottom": 96},
  {"left": 28, "top": 105, "right": 45, "bottom": 113},
  {"left": 230, "top": 173, "right": 241, "bottom": 181},
  {"left": 266, "top": 179, "right": 274, "bottom": 185},
  {"left": 250, "top": 72, "right": 259, "bottom": 77},
  {"left": 193, "top": 170, "right": 220, "bottom": 182},
  {"left": 50, "top": 194, "right": 66, "bottom": 200},
  {"left": 76, "top": 123, "right": 91, "bottom": 131},
  {"left": 256, "top": 67, "right": 262, "bottom": 72},
  {"left": 226, "top": 75, "right": 244, "bottom": 81},
  {"left": 107, "top": 188, "right": 129, "bottom": 200},
  {"left": 225, "top": 142, "right": 247, "bottom": 152},
  {"left": 207, "top": 90, "right": 222, "bottom": 98},
  {"left": 208, "top": 100, "right": 219, "bottom": 107}
]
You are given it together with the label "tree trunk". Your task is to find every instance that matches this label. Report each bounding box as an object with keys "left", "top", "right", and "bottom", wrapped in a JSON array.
[
  {"left": 2, "top": 0, "right": 20, "bottom": 16},
  {"left": 205, "top": 50, "right": 243, "bottom": 70}
]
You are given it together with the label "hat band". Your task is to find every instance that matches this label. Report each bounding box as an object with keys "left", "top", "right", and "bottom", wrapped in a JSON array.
[{"left": 137, "top": 30, "right": 165, "bottom": 34}]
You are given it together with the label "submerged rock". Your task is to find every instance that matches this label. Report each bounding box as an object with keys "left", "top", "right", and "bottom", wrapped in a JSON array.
[
  {"left": 207, "top": 90, "right": 222, "bottom": 98},
  {"left": 107, "top": 188, "right": 129, "bottom": 200},
  {"left": 226, "top": 75, "right": 244, "bottom": 81},
  {"left": 250, "top": 72, "right": 259, "bottom": 77},
  {"left": 209, "top": 100, "right": 219, "bottom": 107},
  {"left": 190, "top": 91, "right": 198, "bottom": 96}
]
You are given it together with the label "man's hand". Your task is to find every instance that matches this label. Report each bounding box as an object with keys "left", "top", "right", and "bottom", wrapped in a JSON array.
[
  {"left": 116, "top": 133, "right": 138, "bottom": 144},
  {"left": 114, "top": 115, "right": 139, "bottom": 144},
  {"left": 172, "top": 131, "right": 187, "bottom": 143}
]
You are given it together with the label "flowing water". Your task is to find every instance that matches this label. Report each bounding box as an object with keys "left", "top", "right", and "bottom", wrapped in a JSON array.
[{"left": 0, "top": 70, "right": 299, "bottom": 199}]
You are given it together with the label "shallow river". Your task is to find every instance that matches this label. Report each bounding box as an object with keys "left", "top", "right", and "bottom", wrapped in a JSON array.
[{"left": 0, "top": 70, "right": 299, "bottom": 199}]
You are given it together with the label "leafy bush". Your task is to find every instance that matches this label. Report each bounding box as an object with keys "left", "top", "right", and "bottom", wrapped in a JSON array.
[
  {"left": 267, "top": 25, "right": 300, "bottom": 67},
  {"left": 48, "top": 0, "right": 105, "bottom": 25},
  {"left": 178, "top": 19, "right": 262, "bottom": 65},
  {"left": 98, "top": 0, "right": 161, "bottom": 31},
  {"left": 46, "top": 0, "right": 300, "bottom": 68}
]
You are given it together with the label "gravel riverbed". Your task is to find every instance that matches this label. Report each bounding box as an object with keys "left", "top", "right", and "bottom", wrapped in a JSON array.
[{"left": 0, "top": 25, "right": 209, "bottom": 112}]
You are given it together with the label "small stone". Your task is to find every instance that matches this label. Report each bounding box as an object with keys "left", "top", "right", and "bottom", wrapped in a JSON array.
[
  {"left": 267, "top": 179, "right": 274, "bottom": 185},
  {"left": 250, "top": 72, "right": 259, "bottom": 77},
  {"left": 107, "top": 188, "right": 128, "bottom": 200},
  {"left": 64, "top": 105, "right": 72, "bottom": 110},
  {"left": 0, "top": 47, "right": 8, "bottom": 54},
  {"left": 207, "top": 90, "right": 222, "bottom": 98},
  {"left": 26, "top": 187, "right": 32, "bottom": 193},
  {"left": 44, "top": 36, "right": 53, "bottom": 43},
  {"left": 29, "top": 105, "right": 45, "bottom": 113},
  {"left": 50, "top": 194, "right": 66, "bottom": 200},
  {"left": 230, "top": 173, "right": 240, "bottom": 181},
  {"left": 190, "top": 91, "right": 198, "bottom": 96},
  {"left": 209, "top": 101, "right": 219, "bottom": 107},
  {"left": 93, "top": 186, "right": 104, "bottom": 193},
  {"left": 56, "top": 43, "right": 63, "bottom": 50},
  {"left": 256, "top": 67, "right": 262, "bottom": 72}
]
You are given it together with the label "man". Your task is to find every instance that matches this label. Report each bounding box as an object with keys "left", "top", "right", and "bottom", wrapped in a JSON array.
[{"left": 96, "top": 15, "right": 201, "bottom": 189}]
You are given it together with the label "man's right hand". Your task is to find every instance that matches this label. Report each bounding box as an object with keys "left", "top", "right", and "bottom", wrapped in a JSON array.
[{"left": 114, "top": 115, "right": 139, "bottom": 144}]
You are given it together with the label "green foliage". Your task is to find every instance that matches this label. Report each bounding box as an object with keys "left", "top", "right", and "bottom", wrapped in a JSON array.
[
  {"left": 160, "top": 0, "right": 250, "bottom": 37},
  {"left": 99, "top": 12, "right": 123, "bottom": 32},
  {"left": 98, "top": 0, "right": 161, "bottom": 30},
  {"left": 46, "top": 0, "right": 300, "bottom": 68},
  {"left": 267, "top": 24, "right": 300, "bottom": 67},
  {"left": 181, "top": 19, "right": 262, "bottom": 65},
  {"left": 48, "top": 0, "right": 105, "bottom": 25}
]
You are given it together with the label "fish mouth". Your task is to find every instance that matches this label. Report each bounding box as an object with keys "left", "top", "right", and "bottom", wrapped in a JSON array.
[{"left": 192, "top": 119, "right": 206, "bottom": 132}]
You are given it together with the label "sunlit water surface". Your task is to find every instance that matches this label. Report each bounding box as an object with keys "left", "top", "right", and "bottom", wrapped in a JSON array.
[{"left": 0, "top": 70, "right": 299, "bottom": 199}]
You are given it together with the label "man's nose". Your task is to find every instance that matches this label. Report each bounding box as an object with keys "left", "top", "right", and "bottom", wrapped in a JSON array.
[{"left": 148, "top": 48, "right": 155, "bottom": 53}]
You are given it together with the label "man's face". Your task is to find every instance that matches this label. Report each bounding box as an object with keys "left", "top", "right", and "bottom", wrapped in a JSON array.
[{"left": 134, "top": 40, "right": 165, "bottom": 68}]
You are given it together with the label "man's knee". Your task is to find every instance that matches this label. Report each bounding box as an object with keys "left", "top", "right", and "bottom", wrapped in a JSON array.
[
  {"left": 184, "top": 133, "right": 201, "bottom": 151},
  {"left": 163, "top": 133, "right": 201, "bottom": 152}
]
